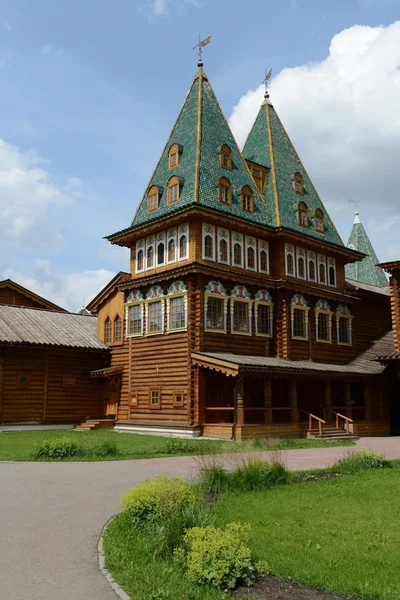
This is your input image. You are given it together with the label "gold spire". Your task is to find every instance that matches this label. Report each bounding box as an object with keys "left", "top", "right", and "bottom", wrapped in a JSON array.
[{"left": 193, "top": 35, "right": 211, "bottom": 67}]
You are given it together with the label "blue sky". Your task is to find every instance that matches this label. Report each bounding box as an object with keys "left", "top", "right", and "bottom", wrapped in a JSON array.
[{"left": 1, "top": 0, "right": 400, "bottom": 309}]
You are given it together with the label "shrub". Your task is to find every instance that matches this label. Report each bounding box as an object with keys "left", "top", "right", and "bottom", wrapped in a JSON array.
[
  {"left": 153, "top": 498, "right": 213, "bottom": 558},
  {"left": 31, "top": 438, "right": 84, "bottom": 459},
  {"left": 181, "top": 522, "right": 258, "bottom": 589},
  {"left": 121, "top": 476, "right": 195, "bottom": 527},
  {"left": 162, "top": 438, "right": 198, "bottom": 455},
  {"left": 90, "top": 439, "right": 119, "bottom": 458},
  {"left": 230, "top": 458, "right": 289, "bottom": 491},
  {"left": 335, "top": 450, "right": 390, "bottom": 472},
  {"left": 198, "top": 463, "right": 230, "bottom": 495}
]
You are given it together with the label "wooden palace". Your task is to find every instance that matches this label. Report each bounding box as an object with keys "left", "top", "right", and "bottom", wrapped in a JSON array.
[{"left": 85, "top": 58, "right": 397, "bottom": 440}]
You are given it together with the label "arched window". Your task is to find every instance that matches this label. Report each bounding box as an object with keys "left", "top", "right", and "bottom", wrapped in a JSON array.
[
  {"left": 147, "top": 246, "right": 154, "bottom": 269},
  {"left": 298, "top": 256, "right": 305, "bottom": 278},
  {"left": 298, "top": 201, "right": 308, "bottom": 227},
  {"left": 168, "top": 238, "right": 175, "bottom": 263},
  {"left": 157, "top": 242, "right": 165, "bottom": 266},
  {"left": 260, "top": 250, "right": 268, "bottom": 272},
  {"left": 291, "top": 172, "right": 304, "bottom": 195},
  {"left": 218, "top": 177, "right": 231, "bottom": 205},
  {"left": 179, "top": 235, "right": 187, "bottom": 260},
  {"left": 168, "top": 143, "right": 181, "bottom": 170},
  {"left": 219, "top": 238, "right": 228, "bottom": 263},
  {"left": 234, "top": 243, "right": 242, "bottom": 266},
  {"left": 319, "top": 262, "right": 326, "bottom": 284},
  {"left": 328, "top": 257, "right": 336, "bottom": 287},
  {"left": 247, "top": 246, "right": 255, "bottom": 269},
  {"left": 219, "top": 144, "right": 232, "bottom": 169},
  {"left": 204, "top": 235, "right": 213, "bottom": 259},
  {"left": 114, "top": 315, "right": 122, "bottom": 342},
  {"left": 285, "top": 244, "right": 295, "bottom": 276},
  {"left": 308, "top": 252, "right": 316, "bottom": 282},
  {"left": 314, "top": 208, "right": 324, "bottom": 233},
  {"left": 167, "top": 176, "right": 180, "bottom": 205},
  {"left": 137, "top": 249, "right": 144, "bottom": 271},
  {"left": 147, "top": 185, "right": 160, "bottom": 213},
  {"left": 104, "top": 317, "right": 112, "bottom": 344},
  {"left": 241, "top": 185, "right": 254, "bottom": 213}
]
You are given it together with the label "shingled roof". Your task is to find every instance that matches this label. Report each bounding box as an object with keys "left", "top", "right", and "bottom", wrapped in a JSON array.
[
  {"left": 0, "top": 305, "right": 107, "bottom": 351},
  {"left": 107, "top": 67, "right": 271, "bottom": 241},
  {"left": 345, "top": 212, "right": 388, "bottom": 287},
  {"left": 242, "top": 96, "right": 344, "bottom": 246}
]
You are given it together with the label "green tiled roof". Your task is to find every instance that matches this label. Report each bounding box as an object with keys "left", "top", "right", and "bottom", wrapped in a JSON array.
[
  {"left": 129, "top": 68, "right": 271, "bottom": 229},
  {"left": 345, "top": 213, "right": 388, "bottom": 287},
  {"left": 243, "top": 98, "right": 344, "bottom": 246}
]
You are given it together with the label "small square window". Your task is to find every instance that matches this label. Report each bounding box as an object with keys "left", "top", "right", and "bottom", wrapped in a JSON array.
[
  {"left": 173, "top": 393, "right": 184, "bottom": 407},
  {"left": 62, "top": 375, "right": 76, "bottom": 387},
  {"left": 149, "top": 389, "right": 161, "bottom": 409},
  {"left": 16, "top": 373, "right": 31, "bottom": 387}
]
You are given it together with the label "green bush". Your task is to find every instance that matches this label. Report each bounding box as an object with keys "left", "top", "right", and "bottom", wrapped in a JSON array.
[
  {"left": 198, "top": 464, "right": 230, "bottom": 495},
  {"left": 121, "top": 476, "right": 195, "bottom": 527},
  {"left": 90, "top": 439, "right": 119, "bottom": 458},
  {"left": 162, "top": 438, "right": 198, "bottom": 455},
  {"left": 153, "top": 498, "right": 213, "bottom": 558},
  {"left": 181, "top": 522, "right": 259, "bottom": 589},
  {"left": 31, "top": 438, "right": 83, "bottom": 459},
  {"left": 230, "top": 458, "right": 289, "bottom": 491},
  {"left": 335, "top": 450, "right": 390, "bottom": 472}
]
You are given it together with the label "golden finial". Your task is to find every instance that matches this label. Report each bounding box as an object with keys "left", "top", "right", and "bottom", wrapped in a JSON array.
[
  {"left": 263, "top": 68, "right": 272, "bottom": 98},
  {"left": 193, "top": 35, "right": 212, "bottom": 67}
]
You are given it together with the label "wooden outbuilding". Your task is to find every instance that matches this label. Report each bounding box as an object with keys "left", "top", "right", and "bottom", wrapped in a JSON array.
[{"left": 0, "top": 305, "right": 109, "bottom": 424}]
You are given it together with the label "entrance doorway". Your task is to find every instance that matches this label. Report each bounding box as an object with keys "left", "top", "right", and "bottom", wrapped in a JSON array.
[{"left": 103, "top": 389, "right": 119, "bottom": 419}]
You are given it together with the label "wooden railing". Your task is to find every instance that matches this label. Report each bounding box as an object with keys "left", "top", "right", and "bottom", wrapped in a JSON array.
[
  {"left": 299, "top": 409, "right": 326, "bottom": 437},
  {"left": 333, "top": 411, "right": 353, "bottom": 434}
]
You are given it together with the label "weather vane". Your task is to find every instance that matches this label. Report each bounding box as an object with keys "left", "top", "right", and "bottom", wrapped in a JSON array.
[
  {"left": 262, "top": 69, "right": 272, "bottom": 98},
  {"left": 347, "top": 198, "right": 361, "bottom": 213},
  {"left": 193, "top": 35, "right": 212, "bottom": 67}
]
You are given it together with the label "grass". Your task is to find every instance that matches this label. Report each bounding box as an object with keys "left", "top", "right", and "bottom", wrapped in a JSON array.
[
  {"left": 103, "top": 467, "right": 400, "bottom": 600},
  {"left": 0, "top": 429, "right": 354, "bottom": 461}
]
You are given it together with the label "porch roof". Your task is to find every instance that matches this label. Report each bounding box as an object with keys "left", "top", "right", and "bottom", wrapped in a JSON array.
[
  {"left": 90, "top": 365, "right": 124, "bottom": 378},
  {"left": 192, "top": 349, "right": 385, "bottom": 377}
]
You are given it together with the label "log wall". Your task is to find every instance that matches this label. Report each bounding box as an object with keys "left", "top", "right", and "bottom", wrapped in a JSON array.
[{"left": 0, "top": 347, "right": 106, "bottom": 423}]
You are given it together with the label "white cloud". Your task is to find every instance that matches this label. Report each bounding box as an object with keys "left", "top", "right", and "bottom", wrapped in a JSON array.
[
  {"left": 3, "top": 261, "right": 116, "bottom": 312},
  {"left": 145, "top": 0, "right": 203, "bottom": 18},
  {"left": 40, "top": 44, "right": 63, "bottom": 56},
  {"left": 0, "top": 138, "right": 79, "bottom": 254},
  {"left": 229, "top": 21, "right": 400, "bottom": 224}
]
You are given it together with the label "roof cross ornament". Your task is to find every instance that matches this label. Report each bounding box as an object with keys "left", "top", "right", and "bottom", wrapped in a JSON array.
[
  {"left": 347, "top": 198, "right": 361, "bottom": 223},
  {"left": 193, "top": 35, "right": 211, "bottom": 67},
  {"left": 263, "top": 69, "right": 272, "bottom": 98}
]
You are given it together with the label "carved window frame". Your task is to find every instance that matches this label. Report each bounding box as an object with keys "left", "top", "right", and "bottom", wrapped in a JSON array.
[
  {"left": 254, "top": 289, "right": 274, "bottom": 338},
  {"left": 204, "top": 280, "right": 229, "bottom": 334},
  {"left": 167, "top": 228, "right": 177, "bottom": 264},
  {"left": 218, "top": 176, "right": 232, "bottom": 205},
  {"left": 135, "top": 238, "right": 145, "bottom": 274},
  {"left": 167, "top": 175, "right": 182, "bottom": 205},
  {"left": 156, "top": 231, "right": 166, "bottom": 267},
  {"left": 314, "top": 208, "right": 325, "bottom": 234},
  {"left": 318, "top": 254, "right": 327, "bottom": 285},
  {"left": 307, "top": 250, "right": 317, "bottom": 283},
  {"left": 258, "top": 239, "right": 269, "bottom": 274},
  {"left": 296, "top": 247, "right": 306, "bottom": 280},
  {"left": 125, "top": 290, "right": 145, "bottom": 338},
  {"left": 219, "top": 144, "right": 232, "bottom": 170},
  {"left": 328, "top": 257, "right": 337, "bottom": 288},
  {"left": 336, "top": 304, "right": 353, "bottom": 346},
  {"left": 147, "top": 185, "right": 160, "bottom": 213},
  {"left": 202, "top": 223, "right": 216, "bottom": 262},
  {"left": 178, "top": 223, "right": 189, "bottom": 262},
  {"left": 148, "top": 388, "right": 161, "bottom": 410},
  {"left": 166, "top": 280, "right": 188, "bottom": 334},
  {"left": 104, "top": 317, "right": 112, "bottom": 344},
  {"left": 230, "top": 285, "right": 253, "bottom": 336},
  {"left": 245, "top": 236, "right": 257, "bottom": 271},
  {"left": 241, "top": 185, "right": 254, "bottom": 213},
  {"left": 217, "top": 228, "right": 230, "bottom": 265},
  {"left": 232, "top": 232, "right": 244, "bottom": 268},
  {"left": 290, "top": 294, "right": 310, "bottom": 341},
  {"left": 168, "top": 143, "right": 181, "bottom": 170},
  {"left": 146, "top": 235, "right": 155, "bottom": 271},
  {"left": 315, "top": 299, "right": 333, "bottom": 344},
  {"left": 285, "top": 243, "right": 296, "bottom": 277},
  {"left": 297, "top": 201, "right": 308, "bottom": 227}
]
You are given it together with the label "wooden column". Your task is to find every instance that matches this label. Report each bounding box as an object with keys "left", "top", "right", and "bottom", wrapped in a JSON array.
[
  {"left": 263, "top": 378, "right": 272, "bottom": 424},
  {"left": 344, "top": 383, "right": 352, "bottom": 419},
  {"left": 323, "top": 382, "right": 332, "bottom": 422},
  {"left": 364, "top": 382, "right": 371, "bottom": 420},
  {"left": 235, "top": 378, "right": 245, "bottom": 426},
  {"left": 289, "top": 380, "right": 298, "bottom": 423}
]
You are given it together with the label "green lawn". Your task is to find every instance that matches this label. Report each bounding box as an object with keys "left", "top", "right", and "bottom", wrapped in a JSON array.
[
  {"left": 0, "top": 429, "right": 354, "bottom": 461},
  {"left": 104, "top": 468, "right": 400, "bottom": 600}
]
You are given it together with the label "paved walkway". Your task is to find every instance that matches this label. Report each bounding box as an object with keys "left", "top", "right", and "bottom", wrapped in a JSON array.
[{"left": 1, "top": 437, "right": 399, "bottom": 600}]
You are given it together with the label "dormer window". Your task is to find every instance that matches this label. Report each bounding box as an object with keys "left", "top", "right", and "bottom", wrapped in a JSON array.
[
  {"left": 168, "top": 144, "right": 181, "bottom": 170},
  {"left": 147, "top": 185, "right": 160, "bottom": 213},
  {"left": 219, "top": 144, "right": 232, "bottom": 170},
  {"left": 291, "top": 172, "right": 304, "bottom": 195},
  {"left": 167, "top": 176, "right": 180, "bottom": 205},
  {"left": 241, "top": 186, "right": 254, "bottom": 213},
  {"left": 314, "top": 208, "right": 325, "bottom": 233},
  {"left": 218, "top": 177, "right": 231, "bottom": 205},
  {"left": 298, "top": 202, "right": 308, "bottom": 227}
]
